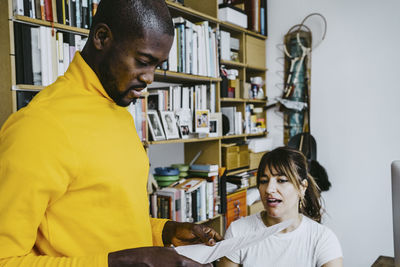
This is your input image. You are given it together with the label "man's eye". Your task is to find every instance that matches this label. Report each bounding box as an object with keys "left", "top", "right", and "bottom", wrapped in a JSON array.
[{"left": 136, "top": 59, "right": 149, "bottom": 66}]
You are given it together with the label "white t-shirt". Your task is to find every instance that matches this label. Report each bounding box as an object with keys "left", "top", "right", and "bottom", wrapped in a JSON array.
[{"left": 225, "top": 213, "right": 342, "bottom": 267}]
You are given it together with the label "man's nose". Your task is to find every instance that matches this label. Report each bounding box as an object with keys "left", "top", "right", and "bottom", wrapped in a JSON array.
[{"left": 139, "top": 70, "right": 154, "bottom": 85}]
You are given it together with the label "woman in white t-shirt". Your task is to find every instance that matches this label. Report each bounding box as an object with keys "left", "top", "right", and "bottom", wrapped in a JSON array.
[{"left": 218, "top": 146, "right": 343, "bottom": 267}]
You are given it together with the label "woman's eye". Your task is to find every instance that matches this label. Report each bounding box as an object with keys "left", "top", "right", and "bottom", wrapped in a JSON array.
[
  {"left": 260, "top": 179, "right": 269, "bottom": 184},
  {"left": 278, "top": 178, "right": 288, "bottom": 183}
]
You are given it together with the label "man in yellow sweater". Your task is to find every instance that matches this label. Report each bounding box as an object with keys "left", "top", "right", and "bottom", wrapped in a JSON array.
[{"left": 0, "top": 0, "right": 221, "bottom": 266}]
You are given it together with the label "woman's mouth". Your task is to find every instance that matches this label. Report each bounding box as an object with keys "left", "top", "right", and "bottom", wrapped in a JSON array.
[{"left": 266, "top": 198, "right": 282, "bottom": 207}]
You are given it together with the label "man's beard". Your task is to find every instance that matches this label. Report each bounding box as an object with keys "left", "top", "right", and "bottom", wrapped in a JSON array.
[{"left": 98, "top": 63, "right": 134, "bottom": 107}]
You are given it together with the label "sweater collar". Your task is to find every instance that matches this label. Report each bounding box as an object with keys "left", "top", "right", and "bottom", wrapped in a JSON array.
[{"left": 65, "top": 52, "right": 114, "bottom": 103}]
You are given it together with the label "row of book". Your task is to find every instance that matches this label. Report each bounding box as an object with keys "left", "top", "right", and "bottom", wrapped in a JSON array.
[
  {"left": 14, "top": 22, "right": 87, "bottom": 86},
  {"left": 148, "top": 85, "right": 216, "bottom": 114},
  {"left": 150, "top": 165, "right": 219, "bottom": 222},
  {"left": 168, "top": 17, "right": 220, "bottom": 78},
  {"left": 245, "top": 0, "right": 268, "bottom": 36},
  {"left": 13, "top": 0, "right": 99, "bottom": 29}
]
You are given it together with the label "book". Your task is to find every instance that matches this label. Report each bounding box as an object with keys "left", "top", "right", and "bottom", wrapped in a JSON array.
[
  {"left": 190, "top": 164, "right": 219, "bottom": 172},
  {"left": 168, "top": 28, "right": 178, "bottom": 72},
  {"left": 44, "top": 0, "right": 53, "bottom": 22},
  {"left": 31, "top": 27, "right": 42, "bottom": 85},
  {"left": 189, "top": 170, "right": 218, "bottom": 178}
]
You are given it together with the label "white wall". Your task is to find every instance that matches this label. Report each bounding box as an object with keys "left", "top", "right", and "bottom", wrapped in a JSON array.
[{"left": 267, "top": 0, "right": 400, "bottom": 265}]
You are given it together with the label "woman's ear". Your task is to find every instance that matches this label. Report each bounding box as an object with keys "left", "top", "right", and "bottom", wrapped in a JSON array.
[{"left": 300, "top": 179, "right": 308, "bottom": 196}]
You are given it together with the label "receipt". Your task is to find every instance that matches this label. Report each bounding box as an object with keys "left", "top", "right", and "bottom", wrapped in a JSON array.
[{"left": 175, "top": 219, "right": 292, "bottom": 264}]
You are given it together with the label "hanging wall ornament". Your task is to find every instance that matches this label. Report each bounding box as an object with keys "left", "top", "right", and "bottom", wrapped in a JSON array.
[{"left": 282, "top": 13, "right": 331, "bottom": 191}]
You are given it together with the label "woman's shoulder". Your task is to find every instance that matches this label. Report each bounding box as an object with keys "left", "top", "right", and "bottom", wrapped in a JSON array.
[
  {"left": 301, "top": 216, "right": 340, "bottom": 242},
  {"left": 226, "top": 212, "right": 264, "bottom": 237}
]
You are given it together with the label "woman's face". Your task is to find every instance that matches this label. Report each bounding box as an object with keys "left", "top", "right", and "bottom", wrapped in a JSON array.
[{"left": 258, "top": 166, "right": 306, "bottom": 222}]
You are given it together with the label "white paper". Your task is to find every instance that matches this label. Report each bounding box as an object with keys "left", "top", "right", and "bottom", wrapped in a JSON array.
[{"left": 175, "top": 220, "right": 292, "bottom": 264}]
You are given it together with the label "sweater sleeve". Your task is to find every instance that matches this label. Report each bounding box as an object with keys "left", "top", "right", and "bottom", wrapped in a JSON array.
[
  {"left": 150, "top": 218, "right": 169, "bottom": 246},
  {"left": 0, "top": 110, "right": 108, "bottom": 266}
]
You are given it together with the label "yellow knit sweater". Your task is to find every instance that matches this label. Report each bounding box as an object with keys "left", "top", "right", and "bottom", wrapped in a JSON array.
[{"left": 0, "top": 52, "right": 167, "bottom": 266}]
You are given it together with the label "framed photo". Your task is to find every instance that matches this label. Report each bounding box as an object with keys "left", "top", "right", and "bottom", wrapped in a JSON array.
[
  {"left": 147, "top": 110, "right": 166, "bottom": 141},
  {"left": 209, "top": 112, "right": 222, "bottom": 137},
  {"left": 195, "top": 110, "right": 209, "bottom": 134},
  {"left": 179, "top": 125, "right": 190, "bottom": 139},
  {"left": 175, "top": 109, "right": 193, "bottom": 133},
  {"left": 160, "top": 111, "right": 180, "bottom": 139}
]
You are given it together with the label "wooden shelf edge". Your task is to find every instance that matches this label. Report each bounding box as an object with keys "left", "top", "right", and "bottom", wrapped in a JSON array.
[
  {"left": 12, "top": 84, "right": 44, "bottom": 91},
  {"left": 218, "top": 20, "right": 267, "bottom": 39},
  {"left": 220, "top": 97, "right": 267, "bottom": 103},
  {"left": 12, "top": 15, "right": 89, "bottom": 35},
  {"left": 246, "top": 65, "right": 268, "bottom": 72},
  {"left": 155, "top": 69, "right": 221, "bottom": 82},
  {"left": 149, "top": 136, "right": 221, "bottom": 145},
  {"left": 195, "top": 214, "right": 222, "bottom": 224},
  {"left": 220, "top": 60, "right": 246, "bottom": 68},
  {"left": 166, "top": 0, "right": 219, "bottom": 24}
]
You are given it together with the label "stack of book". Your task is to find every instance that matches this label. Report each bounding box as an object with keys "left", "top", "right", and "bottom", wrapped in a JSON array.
[
  {"left": 14, "top": 23, "right": 87, "bottom": 86},
  {"left": 169, "top": 16, "right": 219, "bottom": 78},
  {"left": 150, "top": 165, "right": 220, "bottom": 223},
  {"left": 13, "top": 0, "right": 100, "bottom": 30}
]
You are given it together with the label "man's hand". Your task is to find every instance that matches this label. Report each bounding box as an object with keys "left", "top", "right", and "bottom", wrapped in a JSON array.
[
  {"left": 108, "top": 247, "right": 212, "bottom": 267},
  {"left": 162, "top": 221, "right": 223, "bottom": 247}
]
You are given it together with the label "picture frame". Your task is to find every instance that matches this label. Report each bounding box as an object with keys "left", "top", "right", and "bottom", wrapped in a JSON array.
[
  {"left": 179, "top": 125, "right": 190, "bottom": 139},
  {"left": 195, "top": 109, "right": 210, "bottom": 134},
  {"left": 209, "top": 112, "right": 222, "bottom": 137},
  {"left": 175, "top": 108, "right": 193, "bottom": 133},
  {"left": 159, "top": 110, "right": 180, "bottom": 139},
  {"left": 147, "top": 110, "right": 166, "bottom": 141}
]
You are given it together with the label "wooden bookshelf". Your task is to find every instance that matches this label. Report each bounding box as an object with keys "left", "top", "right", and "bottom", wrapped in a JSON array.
[{"left": 12, "top": 15, "right": 90, "bottom": 35}]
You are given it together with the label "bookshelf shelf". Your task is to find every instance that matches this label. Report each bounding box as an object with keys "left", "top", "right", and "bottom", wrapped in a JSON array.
[
  {"left": 149, "top": 136, "right": 221, "bottom": 145},
  {"left": 12, "top": 15, "right": 89, "bottom": 35},
  {"left": 219, "top": 20, "right": 267, "bottom": 39},
  {"left": 246, "top": 65, "right": 268, "bottom": 72},
  {"left": 12, "top": 84, "right": 44, "bottom": 91},
  {"left": 195, "top": 214, "right": 222, "bottom": 225},
  {"left": 221, "top": 132, "right": 266, "bottom": 140},
  {"left": 148, "top": 132, "right": 267, "bottom": 145},
  {"left": 220, "top": 97, "right": 267, "bottom": 104},
  {"left": 166, "top": 0, "right": 219, "bottom": 25},
  {"left": 220, "top": 60, "right": 246, "bottom": 68},
  {"left": 154, "top": 69, "right": 221, "bottom": 83}
]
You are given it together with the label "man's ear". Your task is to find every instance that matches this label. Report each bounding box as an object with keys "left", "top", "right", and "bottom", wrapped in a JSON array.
[{"left": 92, "top": 23, "right": 113, "bottom": 50}]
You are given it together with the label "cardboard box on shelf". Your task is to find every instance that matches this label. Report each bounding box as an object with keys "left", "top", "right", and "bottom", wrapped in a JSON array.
[
  {"left": 222, "top": 144, "right": 249, "bottom": 170},
  {"left": 249, "top": 151, "right": 265, "bottom": 170}
]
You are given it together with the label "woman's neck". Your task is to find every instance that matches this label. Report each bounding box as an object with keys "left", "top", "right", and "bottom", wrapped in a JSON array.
[{"left": 261, "top": 211, "right": 303, "bottom": 233}]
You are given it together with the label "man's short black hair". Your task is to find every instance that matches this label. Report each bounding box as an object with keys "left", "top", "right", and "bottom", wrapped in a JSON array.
[{"left": 92, "top": 0, "right": 174, "bottom": 41}]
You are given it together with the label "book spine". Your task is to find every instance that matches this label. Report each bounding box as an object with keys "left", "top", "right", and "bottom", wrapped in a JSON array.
[
  {"left": 44, "top": 0, "right": 53, "bottom": 22},
  {"left": 23, "top": 0, "right": 30, "bottom": 17},
  {"left": 56, "top": 0, "right": 63, "bottom": 23},
  {"left": 75, "top": 0, "right": 81, "bottom": 28},
  {"left": 81, "top": 0, "right": 88, "bottom": 29}
]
